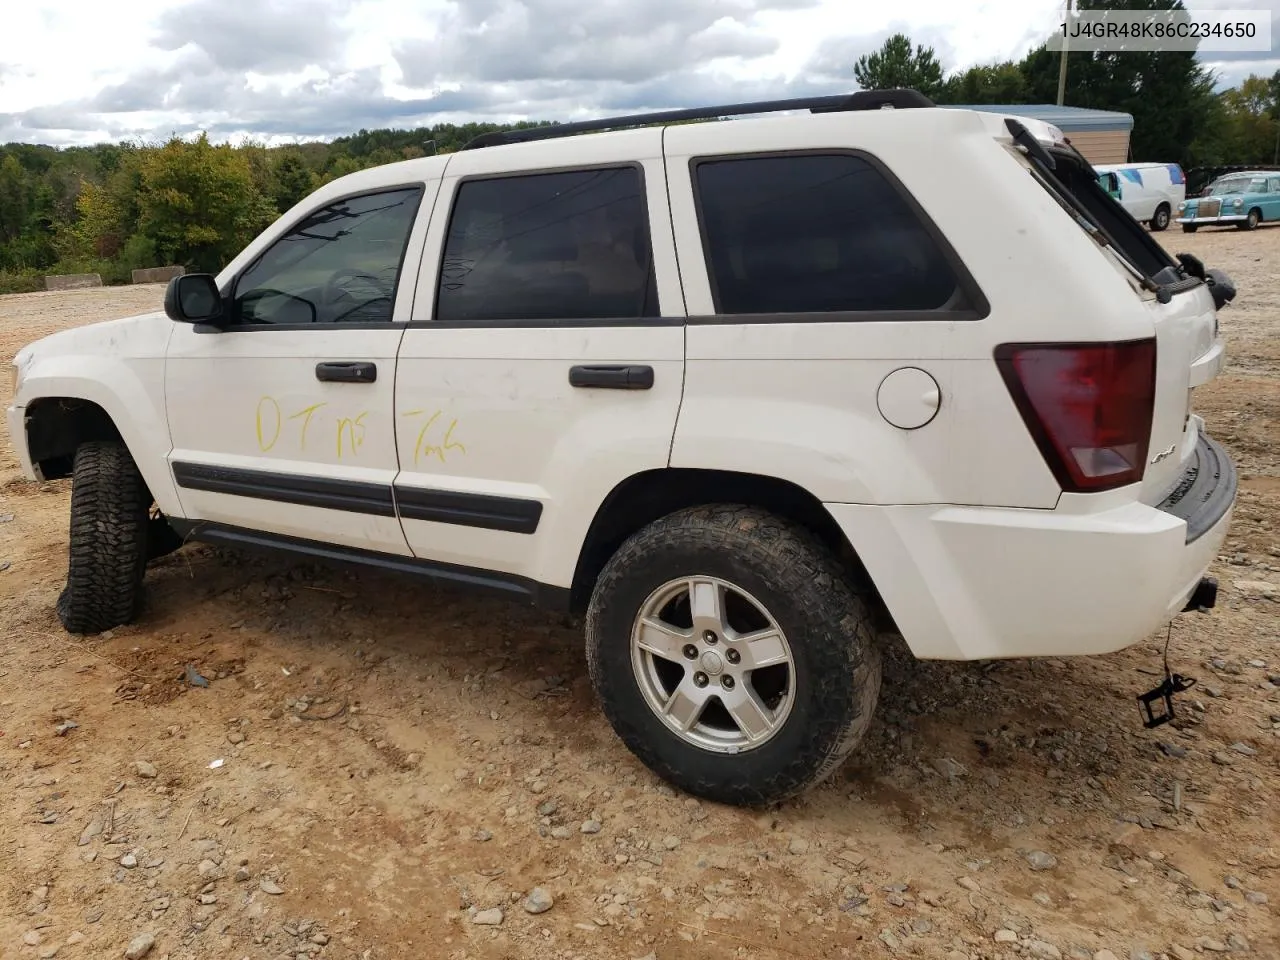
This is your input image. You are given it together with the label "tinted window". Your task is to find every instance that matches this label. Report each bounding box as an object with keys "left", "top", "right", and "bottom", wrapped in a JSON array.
[
  {"left": 234, "top": 187, "right": 423, "bottom": 325},
  {"left": 436, "top": 167, "right": 656, "bottom": 323},
  {"left": 694, "top": 154, "right": 966, "bottom": 315}
]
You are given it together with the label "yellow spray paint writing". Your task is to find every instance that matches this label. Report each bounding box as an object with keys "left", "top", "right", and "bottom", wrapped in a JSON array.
[
  {"left": 290, "top": 402, "right": 327, "bottom": 452},
  {"left": 336, "top": 411, "right": 369, "bottom": 458},
  {"left": 256, "top": 396, "right": 282, "bottom": 452},
  {"left": 401, "top": 409, "right": 467, "bottom": 465}
]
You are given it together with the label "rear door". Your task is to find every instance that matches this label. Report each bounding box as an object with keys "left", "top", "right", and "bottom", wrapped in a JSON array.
[
  {"left": 1265, "top": 177, "right": 1280, "bottom": 219},
  {"left": 392, "top": 129, "right": 686, "bottom": 592}
]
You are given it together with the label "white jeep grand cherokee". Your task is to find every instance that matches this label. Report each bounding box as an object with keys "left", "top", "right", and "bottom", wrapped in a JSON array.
[{"left": 6, "top": 90, "right": 1238, "bottom": 806}]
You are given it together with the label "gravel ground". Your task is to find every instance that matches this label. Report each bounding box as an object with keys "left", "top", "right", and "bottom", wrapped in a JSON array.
[{"left": 1, "top": 226, "right": 1279, "bottom": 960}]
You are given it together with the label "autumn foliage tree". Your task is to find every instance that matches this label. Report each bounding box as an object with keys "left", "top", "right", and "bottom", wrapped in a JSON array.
[{"left": 136, "top": 134, "right": 276, "bottom": 273}]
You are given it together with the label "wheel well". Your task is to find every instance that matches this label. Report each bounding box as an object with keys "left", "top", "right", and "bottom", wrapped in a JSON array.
[
  {"left": 24, "top": 398, "right": 123, "bottom": 480},
  {"left": 1250, "top": 206, "right": 1263, "bottom": 220},
  {"left": 569, "top": 468, "right": 893, "bottom": 628}
]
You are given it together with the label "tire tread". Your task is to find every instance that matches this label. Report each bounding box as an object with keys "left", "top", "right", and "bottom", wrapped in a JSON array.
[{"left": 56, "top": 441, "right": 149, "bottom": 634}]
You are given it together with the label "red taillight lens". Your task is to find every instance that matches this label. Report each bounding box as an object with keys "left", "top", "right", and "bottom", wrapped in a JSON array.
[{"left": 995, "top": 339, "right": 1156, "bottom": 493}]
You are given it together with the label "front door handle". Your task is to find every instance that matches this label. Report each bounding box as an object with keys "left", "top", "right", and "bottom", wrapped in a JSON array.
[
  {"left": 316, "top": 361, "right": 377, "bottom": 383},
  {"left": 568, "top": 365, "right": 654, "bottom": 390}
]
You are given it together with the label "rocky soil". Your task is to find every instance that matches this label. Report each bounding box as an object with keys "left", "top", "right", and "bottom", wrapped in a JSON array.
[{"left": 1, "top": 228, "right": 1279, "bottom": 960}]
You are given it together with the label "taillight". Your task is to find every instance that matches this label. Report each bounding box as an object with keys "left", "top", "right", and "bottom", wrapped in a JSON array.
[{"left": 995, "top": 339, "right": 1156, "bottom": 493}]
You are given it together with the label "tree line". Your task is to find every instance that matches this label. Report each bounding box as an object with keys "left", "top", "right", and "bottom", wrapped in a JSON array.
[{"left": 2, "top": 0, "right": 1278, "bottom": 295}]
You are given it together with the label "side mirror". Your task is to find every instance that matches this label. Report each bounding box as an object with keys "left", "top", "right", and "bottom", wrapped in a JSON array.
[{"left": 164, "top": 274, "right": 224, "bottom": 325}]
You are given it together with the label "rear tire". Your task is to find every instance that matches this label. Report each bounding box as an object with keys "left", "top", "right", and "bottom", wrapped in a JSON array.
[
  {"left": 56, "top": 441, "right": 149, "bottom": 634},
  {"left": 585, "top": 504, "right": 882, "bottom": 806},
  {"left": 1150, "top": 204, "right": 1171, "bottom": 231}
]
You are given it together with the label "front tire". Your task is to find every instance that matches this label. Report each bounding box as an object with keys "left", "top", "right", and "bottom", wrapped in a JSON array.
[
  {"left": 56, "top": 441, "right": 149, "bottom": 634},
  {"left": 1150, "top": 204, "right": 1171, "bottom": 231},
  {"left": 585, "top": 505, "right": 882, "bottom": 806},
  {"left": 1238, "top": 208, "right": 1261, "bottom": 230}
]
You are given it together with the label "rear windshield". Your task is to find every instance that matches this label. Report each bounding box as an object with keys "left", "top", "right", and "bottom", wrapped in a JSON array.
[{"left": 1015, "top": 131, "right": 1181, "bottom": 286}]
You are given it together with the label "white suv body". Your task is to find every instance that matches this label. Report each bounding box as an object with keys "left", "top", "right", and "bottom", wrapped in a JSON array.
[{"left": 6, "top": 92, "right": 1237, "bottom": 805}]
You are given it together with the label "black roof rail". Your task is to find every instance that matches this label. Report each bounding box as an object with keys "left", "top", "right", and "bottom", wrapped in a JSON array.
[{"left": 461, "top": 88, "right": 936, "bottom": 150}]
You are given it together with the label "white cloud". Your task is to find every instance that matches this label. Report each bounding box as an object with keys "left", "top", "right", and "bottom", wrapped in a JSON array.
[{"left": 0, "top": 0, "right": 1275, "bottom": 146}]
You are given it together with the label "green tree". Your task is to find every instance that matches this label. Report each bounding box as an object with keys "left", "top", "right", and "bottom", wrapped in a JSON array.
[
  {"left": 136, "top": 133, "right": 276, "bottom": 272},
  {"left": 270, "top": 152, "right": 316, "bottom": 213},
  {"left": 853, "top": 33, "right": 946, "bottom": 98},
  {"left": 1218, "top": 73, "right": 1280, "bottom": 164},
  {"left": 938, "top": 62, "right": 1030, "bottom": 105},
  {"left": 0, "top": 154, "right": 32, "bottom": 244},
  {"left": 1018, "top": 0, "right": 1221, "bottom": 166}
]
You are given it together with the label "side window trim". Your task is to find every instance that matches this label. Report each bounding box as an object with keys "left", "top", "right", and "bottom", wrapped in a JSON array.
[
  {"left": 427, "top": 161, "right": 661, "bottom": 328},
  {"left": 685, "top": 148, "right": 990, "bottom": 323},
  {"left": 222, "top": 182, "right": 427, "bottom": 332}
]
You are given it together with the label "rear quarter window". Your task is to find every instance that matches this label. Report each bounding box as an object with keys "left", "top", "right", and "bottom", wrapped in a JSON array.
[{"left": 691, "top": 152, "right": 985, "bottom": 318}]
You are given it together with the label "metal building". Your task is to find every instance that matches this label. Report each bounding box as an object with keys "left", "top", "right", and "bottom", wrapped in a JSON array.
[{"left": 943, "top": 103, "right": 1134, "bottom": 163}]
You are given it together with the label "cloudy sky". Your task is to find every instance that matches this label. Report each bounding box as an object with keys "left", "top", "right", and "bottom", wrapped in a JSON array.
[{"left": 0, "top": 0, "right": 1276, "bottom": 146}]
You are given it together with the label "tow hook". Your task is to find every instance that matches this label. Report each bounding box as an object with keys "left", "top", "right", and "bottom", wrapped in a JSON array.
[{"left": 1181, "top": 576, "right": 1218, "bottom": 613}]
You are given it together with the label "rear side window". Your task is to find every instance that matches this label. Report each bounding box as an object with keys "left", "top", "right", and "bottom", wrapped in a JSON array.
[
  {"left": 435, "top": 166, "right": 658, "bottom": 323},
  {"left": 692, "top": 153, "right": 975, "bottom": 316}
]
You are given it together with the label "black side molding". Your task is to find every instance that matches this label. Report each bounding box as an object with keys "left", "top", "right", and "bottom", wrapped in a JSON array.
[
  {"left": 171, "top": 462, "right": 396, "bottom": 517},
  {"left": 166, "top": 520, "right": 571, "bottom": 610},
  {"left": 394, "top": 486, "right": 543, "bottom": 534}
]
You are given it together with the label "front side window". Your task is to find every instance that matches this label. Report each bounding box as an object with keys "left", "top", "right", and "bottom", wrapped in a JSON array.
[
  {"left": 435, "top": 166, "right": 657, "bottom": 323},
  {"left": 692, "top": 153, "right": 970, "bottom": 315},
  {"left": 234, "top": 186, "right": 424, "bottom": 326}
]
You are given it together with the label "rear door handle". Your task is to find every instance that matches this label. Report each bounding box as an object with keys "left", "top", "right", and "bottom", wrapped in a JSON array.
[
  {"left": 316, "top": 361, "right": 377, "bottom": 383},
  {"left": 568, "top": 365, "right": 654, "bottom": 390}
]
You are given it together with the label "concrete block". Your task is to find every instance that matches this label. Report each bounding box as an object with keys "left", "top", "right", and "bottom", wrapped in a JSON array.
[
  {"left": 131, "top": 265, "right": 186, "bottom": 284},
  {"left": 44, "top": 273, "right": 103, "bottom": 291}
]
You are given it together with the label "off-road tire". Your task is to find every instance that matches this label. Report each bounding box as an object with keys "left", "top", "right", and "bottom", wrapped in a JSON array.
[
  {"left": 585, "top": 504, "right": 882, "bottom": 806},
  {"left": 56, "top": 441, "right": 149, "bottom": 634},
  {"left": 1150, "top": 204, "right": 1171, "bottom": 231}
]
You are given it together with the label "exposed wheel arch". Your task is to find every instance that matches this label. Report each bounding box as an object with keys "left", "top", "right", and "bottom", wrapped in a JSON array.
[
  {"left": 24, "top": 397, "right": 123, "bottom": 480},
  {"left": 570, "top": 467, "right": 892, "bottom": 629}
]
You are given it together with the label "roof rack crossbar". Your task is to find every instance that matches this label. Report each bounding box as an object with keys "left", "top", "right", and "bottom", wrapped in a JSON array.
[{"left": 461, "top": 88, "right": 936, "bottom": 150}]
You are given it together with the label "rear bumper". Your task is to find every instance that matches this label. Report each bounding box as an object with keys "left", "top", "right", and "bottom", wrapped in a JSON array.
[
  {"left": 5, "top": 403, "right": 37, "bottom": 479},
  {"left": 827, "top": 435, "right": 1237, "bottom": 661}
]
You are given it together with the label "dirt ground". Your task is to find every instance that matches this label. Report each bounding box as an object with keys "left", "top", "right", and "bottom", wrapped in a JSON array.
[{"left": 2, "top": 227, "right": 1279, "bottom": 960}]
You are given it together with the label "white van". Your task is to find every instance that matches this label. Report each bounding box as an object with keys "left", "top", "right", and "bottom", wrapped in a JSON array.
[
  {"left": 1094, "top": 162, "right": 1187, "bottom": 231},
  {"left": 1090, "top": 161, "right": 1187, "bottom": 231}
]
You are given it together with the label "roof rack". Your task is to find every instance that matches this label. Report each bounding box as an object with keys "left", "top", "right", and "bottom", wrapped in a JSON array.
[{"left": 461, "top": 88, "right": 935, "bottom": 150}]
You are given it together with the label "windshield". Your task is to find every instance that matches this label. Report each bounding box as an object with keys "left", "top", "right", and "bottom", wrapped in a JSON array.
[{"left": 1208, "top": 178, "right": 1252, "bottom": 195}]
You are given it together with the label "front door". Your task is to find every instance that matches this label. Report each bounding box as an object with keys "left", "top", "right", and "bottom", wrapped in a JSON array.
[
  {"left": 392, "top": 130, "right": 686, "bottom": 593},
  {"left": 165, "top": 182, "right": 434, "bottom": 556}
]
